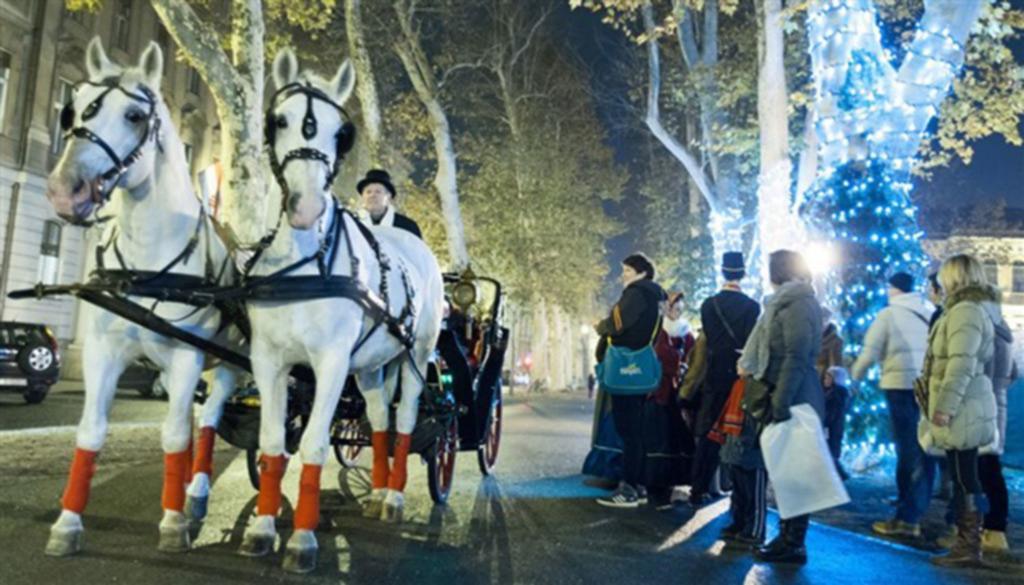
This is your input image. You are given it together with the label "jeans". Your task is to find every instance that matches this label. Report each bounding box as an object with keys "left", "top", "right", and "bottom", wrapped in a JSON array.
[
  {"left": 610, "top": 394, "right": 646, "bottom": 489},
  {"left": 885, "top": 390, "right": 935, "bottom": 524}
]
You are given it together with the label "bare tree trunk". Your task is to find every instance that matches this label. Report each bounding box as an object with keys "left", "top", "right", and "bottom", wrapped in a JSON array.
[
  {"left": 393, "top": 0, "right": 470, "bottom": 270},
  {"left": 755, "top": 0, "right": 800, "bottom": 281},
  {"left": 150, "top": 0, "right": 267, "bottom": 244},
  {"left": 345, "top": 0, "right": 383, "bottom": 166}
]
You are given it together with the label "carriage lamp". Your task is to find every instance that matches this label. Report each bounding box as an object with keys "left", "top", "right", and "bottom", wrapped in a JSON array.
[{"left": 451, "top": 280, "right": 477, "bottom": 309}]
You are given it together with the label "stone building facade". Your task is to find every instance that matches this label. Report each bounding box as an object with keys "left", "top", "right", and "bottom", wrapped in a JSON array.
[{"left": 0, "top": 0, "right": 218, "bottom": 376}]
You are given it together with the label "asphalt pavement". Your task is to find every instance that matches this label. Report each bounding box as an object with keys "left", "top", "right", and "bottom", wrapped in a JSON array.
[{"left": 0, "top": 387, "right": 1019, "bottom": 584}]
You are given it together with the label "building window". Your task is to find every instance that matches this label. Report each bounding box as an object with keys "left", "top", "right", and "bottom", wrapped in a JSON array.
[
  {"left": 186, "top": 66, "right": 201, "bottom": 95},
  {"left": 983, "top": 261, "right": 999, "bottom": 287},
  {"left": 51, "top": 78, "right": 74, "bottom": 154},
  {"left": 37, "top": 220, "right": 62, "bottom": 285},
  {"left": 0, "top": 51, "right": 10, "bottom": 133},
  {"left": 1013, "top": 262, "right": 1024, "bottom": 293},
  {"left": 113, "top": 0, "right": 132, "bottom": 51}
]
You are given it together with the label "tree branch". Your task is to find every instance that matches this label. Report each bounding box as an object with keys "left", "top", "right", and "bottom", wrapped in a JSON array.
[
  {"left": 643, "top": 2, "right": 718, "bottom": 213},
  {"left": 149, "top": 0, "right": 244, "bottom": 94}
]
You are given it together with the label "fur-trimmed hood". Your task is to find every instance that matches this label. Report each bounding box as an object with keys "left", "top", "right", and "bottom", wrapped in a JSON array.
[{"left": 945, "top": 284, "right": 1000, "bottom": 309}]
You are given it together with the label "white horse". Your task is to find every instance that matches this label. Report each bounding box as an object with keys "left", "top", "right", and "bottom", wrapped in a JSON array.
[
  {"left": 238, "top": 49, "right": 444, "bottom": 573},
  {"left": 42, "top": 38, "right": 240, "bottom": 556}
]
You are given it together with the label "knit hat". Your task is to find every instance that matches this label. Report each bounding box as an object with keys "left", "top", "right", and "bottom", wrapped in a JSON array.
[
  {"left": 357, "top": 169, "right": 396, "bottom": 197},
  {"left": 622, "top": 253, "right": 655, "bottom": 280},
  {"left": 722, "top": 251, "right": 745, "bottom": 281},
  {"left": 888, "top": 272, "right": 914, "bottom": 293}
]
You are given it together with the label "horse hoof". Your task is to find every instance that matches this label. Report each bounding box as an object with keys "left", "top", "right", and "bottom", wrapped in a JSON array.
[
  {"left": 185, "top": 495, "right": 208, "bottom": 523},
  {"left": 157, "top": 523, "right": 191, "bottom": 553},
  {"left": 282, "top": 545, "right": 318, "bottom": 574},
  {"left": 45, "top": 527, "right": 82, "bottom": 557},
  {"left": 238, "top": 533, "right": 276, "bottom": 558},
  {"left": 381, "top": 491, "right": 405, "bottom": 524}
]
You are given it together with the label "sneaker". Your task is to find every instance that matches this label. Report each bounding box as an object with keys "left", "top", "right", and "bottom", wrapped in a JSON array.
[
  {"left": 636, "top": 485, "right": 649, "bottom": 505},
  {"left": 982, "top": 530, "right": 1009, "bottom": 552},
  {"left": 732, "top": 533, "right": 765, "bottom": 547},
  {"left": 597, "top": 484, "right": 641, "bottom": 509},
  {"left": 720, "top": 523, "right": 744, "bottom": 541},
  {"left": 872, "top": 519, "right": 921, "bottom": 538}
]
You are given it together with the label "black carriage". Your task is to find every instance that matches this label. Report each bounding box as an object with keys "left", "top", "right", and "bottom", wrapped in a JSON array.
[{"left": 216, "top": 267, "right": 508, "bottom": 504}]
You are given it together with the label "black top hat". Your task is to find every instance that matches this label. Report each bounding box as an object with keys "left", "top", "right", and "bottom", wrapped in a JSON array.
[
  {"left": 357, "top": 169, "right": 396, "bottom": 197},
  {"left": 722, "top": 251, "right": 745, "bottom": 278}
]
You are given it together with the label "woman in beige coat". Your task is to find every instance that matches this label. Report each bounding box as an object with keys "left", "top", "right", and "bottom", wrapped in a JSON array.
[{"left": 922, "top": 254, "right": 997, "bottom": 567}]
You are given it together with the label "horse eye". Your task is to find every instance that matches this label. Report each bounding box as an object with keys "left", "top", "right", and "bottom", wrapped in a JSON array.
[
  {"left": 275, "top": 114, "right": 288, "bottom": 128},
  {"left": 125, "top": 109, "right": 146, "bottom": 124}
]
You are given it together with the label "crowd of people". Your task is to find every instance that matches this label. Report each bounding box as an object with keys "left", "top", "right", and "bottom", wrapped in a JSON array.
[{"left": 584, "top": 249, "right": 1019, "bottom": 568}]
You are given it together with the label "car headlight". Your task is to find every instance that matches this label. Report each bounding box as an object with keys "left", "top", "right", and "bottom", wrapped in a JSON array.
[{"left": 452, "top": 281, "right": 477, "bottom": 308}]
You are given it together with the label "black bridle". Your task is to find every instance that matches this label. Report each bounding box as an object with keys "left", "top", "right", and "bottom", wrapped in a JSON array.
[
  {"left": 60, "top": 80, "right": 163, "bottom": 223},
  {"left": 265, "top": 81, "right": 355, "bottom": 195}
]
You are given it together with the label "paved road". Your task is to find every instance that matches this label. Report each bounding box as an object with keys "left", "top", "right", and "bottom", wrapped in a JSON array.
[{"left": 0, "top": 389, "right": 1018, "bottom": 584}]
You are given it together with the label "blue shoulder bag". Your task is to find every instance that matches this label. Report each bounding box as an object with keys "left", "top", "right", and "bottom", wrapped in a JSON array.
[{"left": 596, "top": 318, "right": 662, "bottom": 395}]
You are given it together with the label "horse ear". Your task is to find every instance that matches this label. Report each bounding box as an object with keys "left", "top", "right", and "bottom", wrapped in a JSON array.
[
  {"left": 331, "top": 59, "right": 356, "bottom": 105},
  {"left": 139, "top": 41, "right": 164, "bottom": 87},
  {"left": 272, "top": 48, "right": 298, "bottom": 89},
  {"left": 86, "top": 36, "right": 114, "bottom": 78}
]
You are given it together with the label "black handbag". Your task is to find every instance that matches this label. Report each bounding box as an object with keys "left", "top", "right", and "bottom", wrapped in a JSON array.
[{"left": 741, "top": 376, "right": 774, "bottom": 424}]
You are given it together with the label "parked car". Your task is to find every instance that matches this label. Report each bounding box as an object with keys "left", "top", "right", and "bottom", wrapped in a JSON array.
[
  {"left": 118, "top": 358, "right": 165, "bottom": 399},
  {"left": 0, "top": 321, "right": 61, "bottom": 404}
]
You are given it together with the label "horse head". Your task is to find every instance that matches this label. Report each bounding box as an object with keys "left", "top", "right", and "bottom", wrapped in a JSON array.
[
  {"left": 266, "top": 48, "right": 356, "bottom": 230},
  {"left": 46, "top": 37, "right": 166, "bottom": 225}
]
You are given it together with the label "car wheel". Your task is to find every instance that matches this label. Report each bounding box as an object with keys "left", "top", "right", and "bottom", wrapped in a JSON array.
[
  {"left": 23, "top": 385, "right": 49, "bottom": 404},
  {"left": 18, "top": 344, "right": 56, "bottom": 375},
  {"left": 151, "top": 376, "right": 168, "bottom": 400}
]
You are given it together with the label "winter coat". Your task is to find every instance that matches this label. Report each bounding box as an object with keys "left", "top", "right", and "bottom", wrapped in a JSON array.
[
  {"left": 851, "top": 292, "right": 933, "bottom": 390},
  {"left": 694, "top": 288, "right": 760, "bottom": 436},
  {"left": 679, "top": 334, "right": 707, "bottom": 402},
  {"left": 922, "top": 285, "right": 998, "bottom": 451},
  {"left": 816, "top": 323, "right": 844, "bottom": 377},
  {"left": 760, "top": 282, "right": 825, "bottom": 421},
  {"left": 652, "top": 330, "right": 684, "bottom": 406},
  {"left": 720, "top": 414, "right": 765, "bottom": 470},
  {"left": 595, "top": 279, "right": 666, "bottom": 361},
  {"left": 361, "top": 205, "right": 423, "bottom": 239},
  {"left": 982, "top": 303, "right": 1016, "bottom": 454}
]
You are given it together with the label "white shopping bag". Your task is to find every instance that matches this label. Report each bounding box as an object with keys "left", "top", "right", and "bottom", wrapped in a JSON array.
[{"left": 760, "top": 403, "right": 850, "bottom": 519}]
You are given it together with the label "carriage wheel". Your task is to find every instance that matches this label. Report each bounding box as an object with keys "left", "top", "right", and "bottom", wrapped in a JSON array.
[
  {"left": 245, "top": 448, "right": 260, "bottom": 490},
  {"left": 477, "top": 398, "right": 502, "bottom": 476},
  {"left": 332, "top": 419, "right": 365, "bottom": 468},
  {"left": 427, "top": 416, "right": 458, "bottom": 504}
]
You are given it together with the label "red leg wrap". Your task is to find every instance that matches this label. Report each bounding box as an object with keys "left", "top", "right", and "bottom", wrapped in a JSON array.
[
  {"left": 387, "top": 433, "right": 412, "bottom": 492},
  {"left": 371, "top": 432, "right": 390, "bottom": 490},
  {"left": 161, "top": 450, "right": 190, "bottom": 512},
  {"left": 192, "top": 426, "right": 216, "bottom": 477},
  {"left": 293, "top": 464, "right": 322, "bottom": 531},
  {"left": 256, "top": 454, "right": 288, "bottom": 516},
  {"left": 61, "top": 448, "right": 98, "bottom": 513}
]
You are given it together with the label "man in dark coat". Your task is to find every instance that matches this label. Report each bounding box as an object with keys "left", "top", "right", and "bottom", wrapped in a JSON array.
[
  {"left": 358, "top": 169, "right": 423, "bottom": 238},
  {"left": 689, "top": 251, "right": 760, "bottom": 507}
]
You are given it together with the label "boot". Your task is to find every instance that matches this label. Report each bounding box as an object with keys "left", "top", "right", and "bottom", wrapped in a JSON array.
[
  {"left": 932, "top": 499, "right": 984, "bottom": 567},
  {"left": 754, "top": 518, "right": 807, "bottom": 565}
]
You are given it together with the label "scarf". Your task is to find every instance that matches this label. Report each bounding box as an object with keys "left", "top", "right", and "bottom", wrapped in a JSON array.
[
  {"left": 359, "top": 204, "right": 396, "bottom": 228},
  {"left": 738, "top": 281, "right": 814, "bottom": 380}
]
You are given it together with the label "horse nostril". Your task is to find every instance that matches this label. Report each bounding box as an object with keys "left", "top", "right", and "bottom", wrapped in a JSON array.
[
  {"left": 72, "top": 178, "right": 86, "bottom": 194},
  {"left": 288, "top": 193, "right": 302, "bottom": 213}
]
